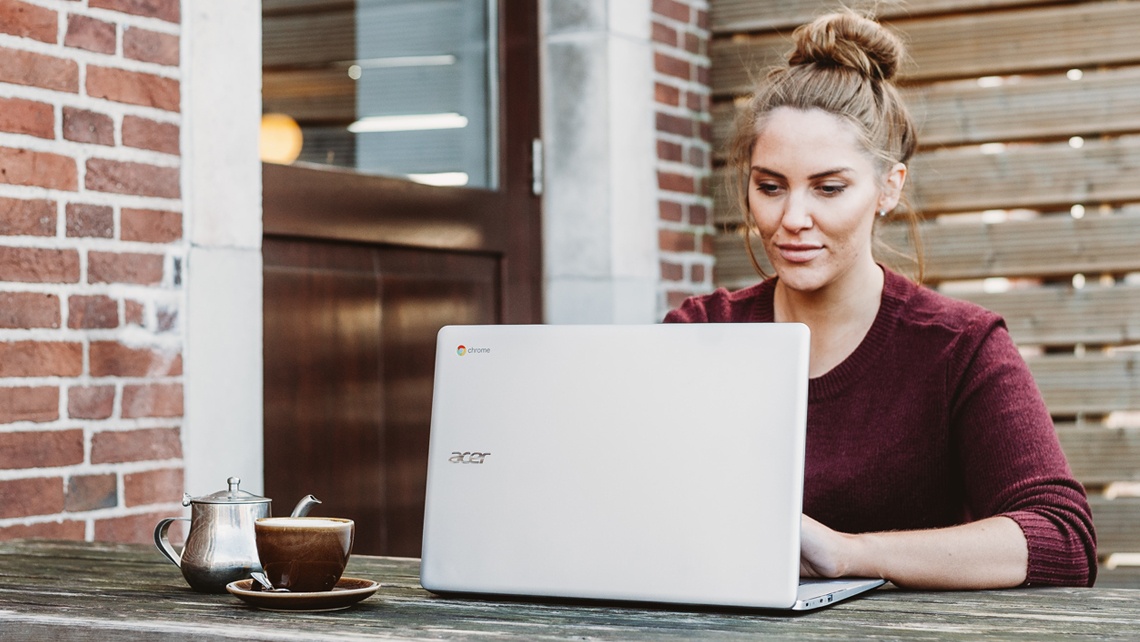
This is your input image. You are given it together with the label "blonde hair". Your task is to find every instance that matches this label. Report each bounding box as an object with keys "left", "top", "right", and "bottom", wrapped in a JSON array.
[{"left": 727, "top": 9, "right": 924, "bottom": 281}]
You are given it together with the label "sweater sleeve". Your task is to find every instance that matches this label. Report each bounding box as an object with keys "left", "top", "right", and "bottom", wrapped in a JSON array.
[{"left": 950, "top": 320, "right": 1097, "bottom": 586}]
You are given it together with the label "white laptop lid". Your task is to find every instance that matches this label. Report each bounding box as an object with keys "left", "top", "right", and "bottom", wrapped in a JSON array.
[{"left": 420, "top": 323, "right": 811, "bottom": 609}]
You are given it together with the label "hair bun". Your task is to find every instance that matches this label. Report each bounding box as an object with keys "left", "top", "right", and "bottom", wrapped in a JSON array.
[{"left": 787, "top": 11, "right": 905, "bottom": 82}]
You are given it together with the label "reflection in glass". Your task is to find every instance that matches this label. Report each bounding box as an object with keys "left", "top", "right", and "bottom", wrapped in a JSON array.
[{"left": 262, "top": 0, "right": 497, "bottom": 189}]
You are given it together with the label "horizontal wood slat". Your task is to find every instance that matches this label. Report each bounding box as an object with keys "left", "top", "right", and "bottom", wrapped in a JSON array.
[
  {"left": 1096, "top": 564, "right": 1140, "bottom": 588},
  {"left": 957, "top": 285, "right": 1140, "bottom": 347},
  {"left": 711, "top": 2, "right": 1140, "bottom": 95},
  {"left": 714, "top": 212, "right": 1140, "bottom": 286},
  {"left": 1029, "top": 354, "right": 1140, "bottom": 416},
  {"left": 1057, "top": 425, "right": 1140, "bottom": 486},
  {"left": 710, "top": 0, "right": 1072, "bottom": 33},
  {"left": 907, "top": 137, "right": 1140, "bottom": 214},
  {"left": 1089, "top": 496, "right": 1140, "bottom": 556},
  {"left": 713, "top": 66, "right": 1140, "bottom": 152}
]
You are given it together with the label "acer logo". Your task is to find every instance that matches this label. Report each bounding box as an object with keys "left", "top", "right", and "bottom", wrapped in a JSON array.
[{"left": 449, "top": 451, "right": 490, "bottom": 464}]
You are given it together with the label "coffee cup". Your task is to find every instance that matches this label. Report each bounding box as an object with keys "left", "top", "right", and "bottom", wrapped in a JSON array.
[{"left": 254, "top": 517, "right": 355, "bottom": 592}]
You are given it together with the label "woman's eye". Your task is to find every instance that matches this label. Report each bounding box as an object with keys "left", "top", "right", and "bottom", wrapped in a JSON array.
[
  {"left": 818, "top": 184, "right": 846, "bottom": 196},
  {"left": 755, "top": 182, "right": 782, "bottom": 195}
]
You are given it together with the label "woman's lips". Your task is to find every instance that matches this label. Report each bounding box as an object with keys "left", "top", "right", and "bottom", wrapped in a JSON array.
[{"left": 776, "top": 243, "right": 823, "bottom": 263}]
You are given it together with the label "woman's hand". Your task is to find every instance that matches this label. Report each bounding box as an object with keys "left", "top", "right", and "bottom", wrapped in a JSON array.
[
  {"left": 799, "top": 514, "right": 1029, "bottom": 589},
  {"left": 800, "top": 514, "right": 866, "bottom": 579}
]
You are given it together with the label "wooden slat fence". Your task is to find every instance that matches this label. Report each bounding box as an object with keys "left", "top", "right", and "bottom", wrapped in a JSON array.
[{"left": 709, "top": 0, "right": 1140, "bottom": 583}]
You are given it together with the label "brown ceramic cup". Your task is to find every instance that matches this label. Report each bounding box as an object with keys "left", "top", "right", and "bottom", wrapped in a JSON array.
[{"left": 254, "top": 517, "right": 355, "bottom": 592}]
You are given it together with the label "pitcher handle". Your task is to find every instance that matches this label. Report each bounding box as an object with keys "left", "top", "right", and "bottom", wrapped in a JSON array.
[{"left": 154, "top": 517, "right": 189, "bottom": 567}]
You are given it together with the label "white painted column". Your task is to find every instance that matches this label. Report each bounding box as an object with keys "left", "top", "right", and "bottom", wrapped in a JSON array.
[
  {"left": 181, "top": 1, "right": 265, "bottom": 495},
  {"left": 541, "top": 0, "right": 660, "bottom": 324}
]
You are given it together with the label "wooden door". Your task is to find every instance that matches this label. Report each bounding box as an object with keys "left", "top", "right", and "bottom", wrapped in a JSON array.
[{"left": 261, "top": 1, "right": 541, "bottom": 556}]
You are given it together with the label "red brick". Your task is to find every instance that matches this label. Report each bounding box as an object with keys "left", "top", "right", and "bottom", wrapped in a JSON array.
[
  {"left": 0, "top": 519, "right": 85, "bottom": 541},
  {"left": 700, "top": 233, "right": 714, "bottom": 254},
  {"left": 121, "top": 208, "right": 181, "bottom": 243},
  {"left": 95, "top": 510, "right": 173, "bottom": 545},
  {"left": 124, "top": 467, "right": 183, "bottom": 507},
  {"left": 0, "top": 477, "right": 64, "bottom": 519},
  {"left": 68, "top": 294, "right": 119, "bottom": 329},
  {"left": 122, "top": 382, "right": 182, "bottom": 418},
  {"left": 654, "top": 52, "right": 690, "bottom": 81},
  {"left": 666, "top": 289, "right": 692, "bottom": 310},
  {"left": 0, "top": 46, "right": 78, "bottom": 93},
  {"left": 688, "top": 146, "right": 706, "bottom": 168},
  {"left": 0, "top": 247, "right": 81, "bottom": 283},
  {"left": 90, "top": 427, "right": 181, "bottom": 464},
  {"left": 0, "top": 147, "right": 78, "bottom": 191},
  {"left": 88, "top": 251, "right": 165, "bottom": 285},
  {"left": 89, "top": 341, "right": 182, "bottom": 377},
  {"left": 683, "top": 31, "right": 702, "bottom": 56},
  {"left": 661, "top": 260, "right": 684, "bottom": 281},
  {"left": 652, "top": 21, "right": 677, "bottom": 46},
  {"left": 0, "top": 197, "right": 55, "bottom": 236},
  {"left": 659, "top": 229, "right": 696, "bottom": 252},
  {"left": 0, "top": 341, "right": 83, "bottom": 377},
  {"left": 125, "top": 299, "right": 144, "bottom": 326},
  {"left": 85, "top": 158, "right": 180, "bottom": 198},
  {"left": 659, "top": 201, "right": 684, "bottom": 222},
  {"left": 656, "top": 112, "right": 694, "bottom": 137},
  {"left": 691, "top": 263, "right": 706, "bottom": 282},
  {"left": 68, "top": 385, "right": 115, "bottom": 420},
  {"left": 652, "top": 0, "right": 690, "bottom": 23},
  {"left": 122, "top": 116, "right": 179, "bottom": 155},
  {"left": 696, "top": 9, "right": 709, "bottom": 30},
  {"left": 66, "top": 474, "right": 118, "bottom": 511},
  {"left": 685, "top": 90, "right": 704, "bottom": 113},
  {"left": 66, "top": 203, "right": 114, "bottom": 238},
  {"left": 64, "top": 13, "right": 116, "bottom": 54},
  {"left": 0, "top": 96, "right": 53, "bottom": 139},
  {"left": 90, "top": 0, "right": 179, "bottom": 24},
  {"left": 0, "top": 387, "right": 60, "bottom": 424},
  {"left": 0, "top": 0, "right": 58, "bottom": 43},
  {"left": 0, "top": 292, "right": 60, "bottom": 329},
  {"left": 689, "top": 204, "right": 709, "bottom": 225},
  {"left": 657, "top": 140, "right": 683, "bottom": 162},
  {"left": 123, "top": 27, "right": 179, "bottom": 66},
  {"left": 696, "top": 64, "right": 710, "bottom": 86},
  {"left": 658, "top": 171, "right": 695, "bottom": 194},
  {"left": 63, "top": 107, "right": 114, "bottom": 146},
  {"left": 655, "top": 82, "right": 680, "bottom": 107},
  {"left": 87, "top": 65, "right": 179, "bottom": 112}
]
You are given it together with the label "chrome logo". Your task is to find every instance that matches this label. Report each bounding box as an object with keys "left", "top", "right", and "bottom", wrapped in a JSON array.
[{"left": 457, "top": 345, "right": 467, "bottom": 356}]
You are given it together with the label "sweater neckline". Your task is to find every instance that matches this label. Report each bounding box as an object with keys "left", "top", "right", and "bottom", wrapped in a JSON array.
[{"left": 749, "top": 267, "right": 911, "bottom": 401}]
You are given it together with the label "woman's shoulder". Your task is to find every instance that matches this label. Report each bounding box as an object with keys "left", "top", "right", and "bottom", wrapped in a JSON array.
[
  {"left": 663, "top": 279, "right": 773, "bottom": 323},
  {"left": 885, "top": 269, "right": 1003, "bottom": 337}
]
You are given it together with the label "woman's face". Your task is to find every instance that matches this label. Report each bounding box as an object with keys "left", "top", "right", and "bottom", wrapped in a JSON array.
[{"left": 748, "top": 107, "right": 905, "bottom": 295}]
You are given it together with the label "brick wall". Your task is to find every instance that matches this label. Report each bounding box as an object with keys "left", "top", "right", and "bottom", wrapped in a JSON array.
[
  {"left": 0, "top": 0, "right": 184, "bottom": 543},
  {"left": 652, "top": 0, "right": 714, "bottom": 315}
]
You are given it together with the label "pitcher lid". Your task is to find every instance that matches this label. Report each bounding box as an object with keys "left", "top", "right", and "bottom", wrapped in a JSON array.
[{"left": 185, "top": 476, "right": 270, "bottom": 505}]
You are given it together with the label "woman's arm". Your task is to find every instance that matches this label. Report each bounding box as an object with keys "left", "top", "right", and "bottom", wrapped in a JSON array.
[{"left": 800, "top": 513, "right": 1028, "bottom": 589}]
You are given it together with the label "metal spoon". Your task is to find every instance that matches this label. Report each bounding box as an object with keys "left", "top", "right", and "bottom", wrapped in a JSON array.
[{"left": 251, "top": 570, "right": 289, "bottom": 592}]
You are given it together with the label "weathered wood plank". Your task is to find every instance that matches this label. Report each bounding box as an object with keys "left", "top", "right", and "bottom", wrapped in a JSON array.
[
  {"left": 1057, "top": 425, "right": 1140, "bottom": 486},
  {"left": 715, "top": 135, "right": 1140, "bottom": 218},
  {"left": 906, "top": 137, "right": 1140, "bottom": 214},
  {"left": 3, "top": 540, "right": 1140, "bottom": 638},
  {"left": 713, "top": 212, "right": 1140, "bottom": 287},
  {"left": 1096, "top": 564, "right": 1140, "bottom": 589},
  {"left": 955, "top": 284, "right": 1140, "bottom": 347},
  {"left": 1089, "top": 496, "right": 1140, "bottom": 556},
  {"left": 712, "top": 66, "right": 1140, "bottom": 153},
  {"left": 1029, "top": 354, "right": 1140, "bottom": 416},
  {"left": 710, "top": 0, "right": 1073, "bottom": 33},
  {"left": 711, "top": 2, "right": 1140, "bottom": 95}
]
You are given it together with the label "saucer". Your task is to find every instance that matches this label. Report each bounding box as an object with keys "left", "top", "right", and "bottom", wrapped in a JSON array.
[{"left": 226, "top": 577, "right": 380, "bottom": 612}]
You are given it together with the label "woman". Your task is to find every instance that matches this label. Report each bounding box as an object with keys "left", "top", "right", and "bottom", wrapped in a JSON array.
[{"left": 665, "top": 11, "right": 1096, "bottom": 588}]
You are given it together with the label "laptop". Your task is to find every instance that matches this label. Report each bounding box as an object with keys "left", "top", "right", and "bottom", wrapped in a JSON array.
[{"left": 420, "top": 323, "right": 884, "bottom": 611}]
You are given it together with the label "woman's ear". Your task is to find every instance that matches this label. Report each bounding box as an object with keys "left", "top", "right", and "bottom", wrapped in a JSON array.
[{"left": 879, "top": 162, "right": 907, "bottom": 213}]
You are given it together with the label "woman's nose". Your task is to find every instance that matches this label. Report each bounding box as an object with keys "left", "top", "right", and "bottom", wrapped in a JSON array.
[{"left": 782, "top": 192, "right": 812, "bottom": 230}]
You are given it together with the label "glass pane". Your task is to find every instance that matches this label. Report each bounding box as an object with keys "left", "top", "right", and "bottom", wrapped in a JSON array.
[{"left": 262, "top": 0, "right": 498, "bottom": 189}]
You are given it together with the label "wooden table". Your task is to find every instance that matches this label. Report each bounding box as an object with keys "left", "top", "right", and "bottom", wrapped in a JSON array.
[{"left": 0, "top": 539, "right": 1137, "bottom": 640}]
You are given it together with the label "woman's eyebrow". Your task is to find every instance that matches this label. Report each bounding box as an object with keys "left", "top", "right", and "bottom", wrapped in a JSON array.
[{"left": 750, "top": 166, "right": 853, "bottom": 179}]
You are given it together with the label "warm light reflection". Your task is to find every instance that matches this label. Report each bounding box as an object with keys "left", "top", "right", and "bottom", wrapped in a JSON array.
[{"left": 260, "top": 113, "right": 303, "bottom": 164}]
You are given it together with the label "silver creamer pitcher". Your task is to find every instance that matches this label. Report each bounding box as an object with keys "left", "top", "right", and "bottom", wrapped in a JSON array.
[{"left": 153, "top": 477, "right": 321, "bottom": 593}]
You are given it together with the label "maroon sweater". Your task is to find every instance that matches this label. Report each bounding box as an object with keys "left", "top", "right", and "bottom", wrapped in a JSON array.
[{"left": 665, "top": 268, "right": 1097, "bottom": 586}]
